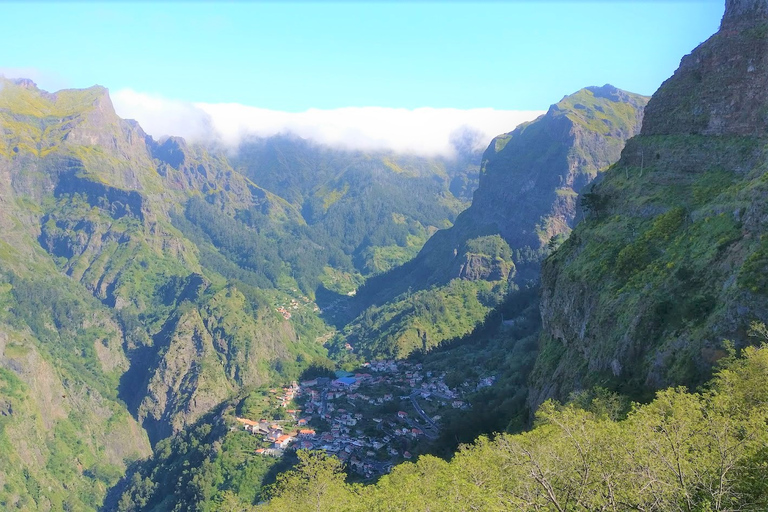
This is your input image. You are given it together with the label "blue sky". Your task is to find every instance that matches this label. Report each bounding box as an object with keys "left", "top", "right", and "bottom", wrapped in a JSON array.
[
  {"left": 2, "top": 1, "right": 724, "bottom": 154},
  {"left": 2, "top": 1, "right": 722, "bottom": 110}
]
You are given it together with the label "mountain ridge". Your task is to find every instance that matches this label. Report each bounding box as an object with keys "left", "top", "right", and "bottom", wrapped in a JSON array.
[
  {"left": 0, "top": 75, "right": 492, "bottom": 508},
  {"left": 333, "top": 85, "right": 648, "bottom": 360}
]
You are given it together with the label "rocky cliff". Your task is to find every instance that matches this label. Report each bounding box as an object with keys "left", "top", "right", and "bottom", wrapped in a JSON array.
[
  {"left": 336, "top": 87, "right": 647, "bottom": 359},
  {"left": 466, "top": 85, "right": 647, "bottom": 273},
  {"left": 360, "top": 86, "right": 648, "bottom": 302},
  {"left": 531, "top": 0, "right": 768, "bottom": 406}
]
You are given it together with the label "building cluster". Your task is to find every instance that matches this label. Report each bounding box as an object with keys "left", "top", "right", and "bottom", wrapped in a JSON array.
[
  {"left": 269, "top": 382, "right": 298, "bottom": 408},
  {"left": 237, "top": 361, "right": 495, "bottom": 478},
  {"left": 274, "top": 295, "right": 319, "bottom": 320}
]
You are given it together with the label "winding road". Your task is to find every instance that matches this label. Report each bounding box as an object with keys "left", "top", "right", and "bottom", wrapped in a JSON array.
[{"left": 409, "top": 391, "right": 439, "bottom": 439}]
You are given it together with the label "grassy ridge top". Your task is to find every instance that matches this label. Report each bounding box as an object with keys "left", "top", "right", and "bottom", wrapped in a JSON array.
[{"left": 0, "top": 78, "right": 106, "bottom": 118}]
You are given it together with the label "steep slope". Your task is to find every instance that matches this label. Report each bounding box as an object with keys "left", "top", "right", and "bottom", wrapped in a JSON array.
[
  {"left": 233, "top": 135, "right": 477, "bottom": 280},
  {"left": 339, "top": 87, "right": 647, "bottom": 359},
  {"left": 531, "top": 0, "right": 768, "bottom": 406},
  {"left": 0, "top": 77, "right": 493, "bottom": 507},
  {"left": 0, "top": 77, "right": 331, "bottom": 510},
  {"left": 0, "top": 81, "right": 160, "bottom": 509},
  {"left": 121, "top": 328, "right": 768, "bottom": 511},
  {"left": 369, "top": 85, "right": 648, "bottom": 294},
  {"left": 0, "top": 274, "right": 151, "bottom": 510},
  {"left": 450, "top": 85, "right": 647, "bottom": 280}
]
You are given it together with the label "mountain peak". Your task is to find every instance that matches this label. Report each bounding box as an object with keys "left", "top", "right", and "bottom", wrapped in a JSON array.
[
  {"left": 10, "top": 77, "right": 37, "bottom": 89},
  {"left": 585, "top": 84, "right": 623, "bottom": 101},
  {"left": 550, "top": 85, "right": 647, "bottom": 112},
  {"left": 722, "top": 0, "right": 768, "bottom": 28},
  {"left": 642, "top": 0, "right": 768, "bottom": 137}
]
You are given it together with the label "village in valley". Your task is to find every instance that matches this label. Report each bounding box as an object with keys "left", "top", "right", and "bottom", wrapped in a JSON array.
[
  {"left": 233, "top": 360, "right": 496, "bottom": 479},
  {"left": 273, "top": 294, "right": 319, "bottom": 321}
]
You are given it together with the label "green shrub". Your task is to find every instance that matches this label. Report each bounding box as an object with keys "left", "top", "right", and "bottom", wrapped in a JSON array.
[{"left": 739, "top": 237, "right": 768, "bottom": 295}]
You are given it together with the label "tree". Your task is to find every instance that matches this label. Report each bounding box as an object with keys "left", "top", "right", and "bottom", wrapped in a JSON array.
[{"left": 261, "top": 451, "right": 356, "bottom": 512}]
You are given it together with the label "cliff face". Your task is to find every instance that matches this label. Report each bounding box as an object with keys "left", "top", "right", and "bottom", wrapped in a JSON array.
[
  {"left": 465, "top": 86, "right": 647, "bottom": 272},
  {"left": 642, "top": 1, "right": 768, "bottom": 138},
  {"left": 0, "top": 299, "right": 151, "bottom": 511},
  {"left": 357, "top": 86, "right": 647, "bottom": 305},
  {"left": 0, "top": 78, "right": 316, "bottom": 506},
  {"left": 136, "top": 286, "right": 298, "bottom": 443},
  {"left": 417, "top": 86, "right": 647, "bottom": 284},
  {"left": 721, "top": 0, "right": 768, "bottom": 28},
  {"left": 532, "top": 0, "right": 768, "bottom": 407},
  {"left": 338, "top": 87, "right": 647, "bottom": 360}
]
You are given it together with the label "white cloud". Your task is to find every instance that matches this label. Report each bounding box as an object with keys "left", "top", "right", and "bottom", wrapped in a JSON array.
[
  {"left": 112, "top": 89, "right": 544, "bottom": 157},
  {"left": 111, "top": 89, "right": 217, "bottom": 142}
]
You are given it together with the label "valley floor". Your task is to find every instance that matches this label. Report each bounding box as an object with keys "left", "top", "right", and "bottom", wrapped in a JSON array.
[{"left": 233, "top": 360, "right": 495, "bottom": 480}]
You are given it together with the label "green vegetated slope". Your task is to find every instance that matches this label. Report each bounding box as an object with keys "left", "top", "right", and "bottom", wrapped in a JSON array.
[
  {"left": 335, "top": 235, "right": 515, "bottom": 360},
  {"left": 111, "top": 390, "right": 298, "bottom": 512},
  {"left": 337, "top": 87, "right": 648, "bottom": 360},
  {"left": 233, "top": 134, "right": 477, "bottom": 281},
  {"left": 7, "top": 1, "right": 767, "bottom": 509},
  {"left": 0, "top": 274, "right": 150, "bottom": 511},
  {"left": 412, "top": 285, "right": 543, "bottom": 452},
  {"left": 0, "top": 79, "right": 331, "bottom": 509},
  {"left": 0, "top": 81, "right": 154, "bottom": 509},
  {"left": 153, "top": 3, "right": 768, "bottom": 510},
  {"left": 0, "top": 76, "right": 486, "bottom": 509},
  {"left": 261, "top": 334, "right": 768, "bottom": 512},
  {"left": 109, "top": 283, "right": 544, "bottom": 512},
  {"left": 99, "top": 83, "right": 642, "bottom": 508},
  {"left": 530, "top": 2, "right": 768, "bottom": 408}
]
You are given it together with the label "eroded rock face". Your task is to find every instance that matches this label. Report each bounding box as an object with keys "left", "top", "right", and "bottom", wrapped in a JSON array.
[
  {"left": 0, "top": 78, "right": 309, "bottom": 451},
  {"left": 642, "top": 1, "right": 768, "bottom": 137},
  {"left": 346, "top": 86, "right": 648, "bottom": 335},
  {"left": 456, "top": 253, "right": 512, "bottom": 282},
  {"left": 721, "top": 0, "right": 768, "bottom": 28},
  {"left": 136, "top": 286, "right": 297, "bottom": 444},
  {"left": 417, "top": 85, "right": 648, "bottom": 284},
  {"left": 531, "top": 1, "right": 768, "bottom": 409}
]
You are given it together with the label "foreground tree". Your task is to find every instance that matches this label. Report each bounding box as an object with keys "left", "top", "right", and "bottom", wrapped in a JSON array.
[{"left": 258, "top": 336, "right": 768, "bottom": 511}]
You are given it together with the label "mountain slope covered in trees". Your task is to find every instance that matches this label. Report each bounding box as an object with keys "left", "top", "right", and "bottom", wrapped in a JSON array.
[
  {"left": 110, "top": 85, "right": 653, "bottom": 510},
  {"left": 0, "top": 80, "right": 336, "bottom": 508},
  {"left": 233, "top": 134, "right": 477, "bottom": 280},
  {"left": 4, "top": 1, "right": 763, "bottom": 510},
  {"left": 122, "top": 2, "right": 768, "bottom": 510},
  {"left": 257, "top": 6, "right": 768, "bottom": 508}
]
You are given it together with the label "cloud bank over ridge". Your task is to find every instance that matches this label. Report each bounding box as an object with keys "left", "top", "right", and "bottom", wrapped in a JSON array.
[{"left": 112, "top": 89, "right": 544, "bottom": 157}]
